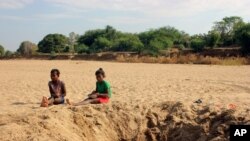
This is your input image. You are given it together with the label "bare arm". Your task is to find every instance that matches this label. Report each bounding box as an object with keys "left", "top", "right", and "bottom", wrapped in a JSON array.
[
  {"left": 48, "top": 82, "right": 55, "bottom": 97},
  {"left": 61, "top": 82, "right": 66, "bottom": 97},
  {"left": 88, "top": 83, "right": 98, "bottom": 96},
  {"left": 97, "top": 86, "right": 109, "bottom": 98}
]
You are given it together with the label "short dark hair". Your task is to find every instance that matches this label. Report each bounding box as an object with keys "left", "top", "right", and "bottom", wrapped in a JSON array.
[
  {"left": 51, "top": 69, "right": 60, "bottom": 76},
  {"left": 95, "top": 68, "right": 105, "bottom": 77}
]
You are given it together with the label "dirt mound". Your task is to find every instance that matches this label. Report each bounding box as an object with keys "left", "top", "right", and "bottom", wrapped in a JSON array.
[{"left": 0, "top": 101, "right": 249, "bottom": 141}]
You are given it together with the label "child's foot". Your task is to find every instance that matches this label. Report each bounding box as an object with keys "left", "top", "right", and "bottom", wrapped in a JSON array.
[
  {"left": 43, "top": 96, "right": 48, "bottom": 101},
  {"left": 41, "top": 96, "right": 49, "bottom": 107},
  {"left": 66, "top": 99, "right": 72, "bottom": 105}
]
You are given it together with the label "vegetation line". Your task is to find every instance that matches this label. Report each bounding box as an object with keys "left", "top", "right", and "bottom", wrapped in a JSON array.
[{"left": 0, "top": 16, "right": 250, "bottom": 62}]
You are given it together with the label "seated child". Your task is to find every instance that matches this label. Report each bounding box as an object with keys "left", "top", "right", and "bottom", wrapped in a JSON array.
[
  {"left": 66, "top": 68, "right": 111, "bottom": 106},
  {"left": 40, "top": 69, "right": 66, "bottom": 107}
]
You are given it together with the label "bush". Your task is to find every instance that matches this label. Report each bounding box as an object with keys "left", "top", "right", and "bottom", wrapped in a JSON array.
[{"left": 190, "top": 39, "right": 205, "bottom": 52}]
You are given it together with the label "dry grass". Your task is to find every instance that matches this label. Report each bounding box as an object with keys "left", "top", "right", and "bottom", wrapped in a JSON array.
[
  {"left": 116, "top": 54, "right": 249, "bottom": 65},
  {"left": 219, "top": 57, "right": 248, "bottom": 65}
]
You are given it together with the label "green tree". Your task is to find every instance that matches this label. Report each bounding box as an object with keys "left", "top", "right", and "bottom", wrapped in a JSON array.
[
  {"left": 139, "top": 27, "right": 182, "bottom": 55},
  {"left": 213, "top": 16, "right": 244, "bottom": 46},
  {"left": 77, "top": 25, "right": 144, "bottom": 53},
  {"left": 17, "top": 41, "right": 38, "bottom": 56},
  {"left": 234, "top": 23, "right": 250, "bottom": 54},
  {"left": 90, "top": 37, "right": 112, "bottom": 53},
  {"left": 78, "top": 29, "right": 105, "bottom": 47},
  {"left": 78, "top": 25, "right": 119, "bottom": 49},
  {"left": 206, "top": 31, "right": 220, "bottom": 48},
  {"left": 149, "top": 37, "right": 173, "bottom": 50},
  {"left": 190, "top": 38, "right": 205, "bottom": 52},
  {"left": 139, "top": 26, "right": 186, "bottom": 46},
  {"left": 5, "top": 50, "right": 13, "bottom": 57},
  {"left": 38, "top": 34, "right": 69, "bottom": 53},
  {"left": 177, "top": 31, "right": 190, "bottom": 48},
  {"left": 75, "top": 44, "right": 89, "bottom": 54},
  {"left": 50, "top": 51, "right": 56, "bottom": 59},
  {"left": 105, "top": 25, "right": 118, "bottom": 40},
  {"left": 112, "top": 34, "right": 144, "bottom": 52},
  {"left": 0, "top": 44, "right": 4, "bottom": 57}
]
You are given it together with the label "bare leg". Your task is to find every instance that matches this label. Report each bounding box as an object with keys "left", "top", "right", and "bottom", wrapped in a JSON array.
[
  {"left": 66, "top": 98, "right": 100, "bottom": 106},
  {"left": 53, "top": 97, "right": 64, "bottom": 105},
  {"left": 66, "top": 98, "right": 89, "bottom": 105},
  {"left": 66, "top": 98, "right": 72, "bottom": 105},
  {"left": 48, "top": 97, "right": 55, "bottom": 105}
]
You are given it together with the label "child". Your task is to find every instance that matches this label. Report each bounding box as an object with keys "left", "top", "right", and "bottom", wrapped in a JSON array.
[
  {"left": 40, "top": 69, "right": 66, "bottom": 107},
  {"left": 66, "top": 68, "right": 111, "bottom": 106}
]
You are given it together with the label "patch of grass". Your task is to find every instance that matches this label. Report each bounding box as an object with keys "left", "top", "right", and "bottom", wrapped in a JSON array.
[
  {"left": 219, "top": 57, "right": 248, "bottom": 65},
  {"left": 115, "top": 54, "right": 249, "bottom": 65},
  {"left": 194, "top": 56, "right": 221, "bottom": 65}
]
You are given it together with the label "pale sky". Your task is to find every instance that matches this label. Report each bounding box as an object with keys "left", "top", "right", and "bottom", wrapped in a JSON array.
[{"left": 0, "top": 0, "right": 250, "bottom": 51}]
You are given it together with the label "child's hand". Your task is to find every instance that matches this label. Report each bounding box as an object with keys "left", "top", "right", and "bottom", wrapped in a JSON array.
[{"left": 54, "top": 92, "right": 60, "bottom": 98}]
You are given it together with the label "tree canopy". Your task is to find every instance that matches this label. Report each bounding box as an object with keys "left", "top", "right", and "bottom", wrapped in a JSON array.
[
  {"left": 212, "top": 16, "right": 244, "bottom": 46},
  {"left": 235, "top": 23, "right": 250, "bottom": 54},
  {"left": 38, "top": 34, "right": 69, "bottom": 53},
  {"left": 28, "top": 16, "right": 250, "bottom": 55},
  {"left": 17, "top": 41, "right": 38, "bottom": 56}
]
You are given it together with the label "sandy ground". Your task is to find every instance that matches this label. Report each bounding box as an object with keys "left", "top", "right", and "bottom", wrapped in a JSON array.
[{"left": 0, "top": 60, "right": 249, "bottom": 141}]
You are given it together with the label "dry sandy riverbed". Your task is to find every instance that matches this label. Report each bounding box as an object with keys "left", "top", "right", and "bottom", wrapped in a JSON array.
[{"left": 0, "top": 60, "right": 249, "bottom": 141}]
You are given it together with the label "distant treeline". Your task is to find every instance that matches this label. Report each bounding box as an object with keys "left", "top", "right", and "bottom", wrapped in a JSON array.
[{"left": 0, "top": 16, "right": 250, "bottom": 58}]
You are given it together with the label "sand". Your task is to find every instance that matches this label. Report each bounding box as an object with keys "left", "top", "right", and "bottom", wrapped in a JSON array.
[{"left": 0, "top": 60, "right": 249, "bottom": 141}]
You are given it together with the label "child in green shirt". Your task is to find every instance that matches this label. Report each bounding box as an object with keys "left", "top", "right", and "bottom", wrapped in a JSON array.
[{"left": 66, "top": 68, "right": 111, "bottom": 106}]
